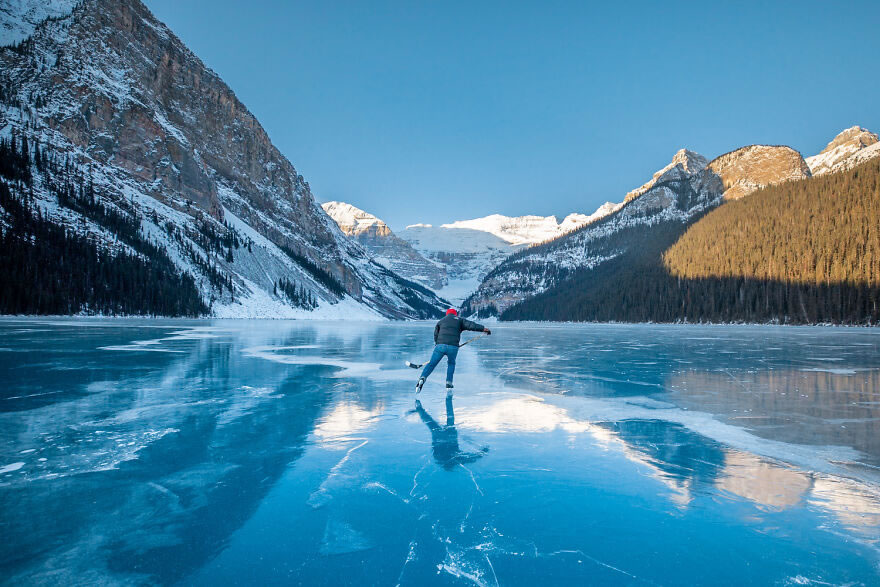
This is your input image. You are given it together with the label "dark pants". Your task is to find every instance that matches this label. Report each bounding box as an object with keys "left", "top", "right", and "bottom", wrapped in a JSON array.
[{"left": 420, "top": 344, "right": 459, "bottom": 383}]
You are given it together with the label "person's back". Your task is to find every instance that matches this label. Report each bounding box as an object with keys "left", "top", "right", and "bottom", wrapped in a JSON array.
[
  {"left": 417, "top": 309, "right": 490, "bottom": 392},
  {"left": 434, "top": 314, "right": 485, "bottom": 346}
]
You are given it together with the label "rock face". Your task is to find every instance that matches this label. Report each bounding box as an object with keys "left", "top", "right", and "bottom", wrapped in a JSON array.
[
  {"left": 463, "top": 143, "right": 814, "bottom": 317},
  {"left": 708, "top": 145, "right": 811, "bottom": 200},
  {"left": 322, "top": 202, "right": 446, "bottom": 290},
  {"left": 806, "top": 126, "right": 880, "bottom": 176},
  {"left": 625, "top": 148, "right": 709, "bottom": 202},
  {"left": 0, "top": 0, "right": 446, "bottom": 318}
]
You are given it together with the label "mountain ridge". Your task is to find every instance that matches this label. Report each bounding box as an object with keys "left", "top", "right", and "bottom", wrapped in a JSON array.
[
  {"left": 0, "top": 0, "right": 446, "bottom": 319},
  {"left": 322, "top": 202, "right": 621, "bottom": 304},
  {"left": 462, "top": 143, "right": 826, "bottom": 317}
]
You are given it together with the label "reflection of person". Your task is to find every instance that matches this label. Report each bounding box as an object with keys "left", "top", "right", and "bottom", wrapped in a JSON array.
[
  {"left": 414, "top": 396, "right": 488, "bottom": 470},
  {"left": 416, "top": 308, "right": 490, "bottom": 392}
]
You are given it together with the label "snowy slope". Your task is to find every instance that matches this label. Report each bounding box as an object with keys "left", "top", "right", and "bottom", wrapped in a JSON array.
[
  {"left": 321, "top": 201, "right": 390, "bottom": 237},
  {"left": 442, "top": 214, "right": 564, "bottom": 245},
  {"left": 806, "top": 126, "right": 880, "bottom": 176},
  {"left": 322, "top": 201, "right": 447, "bottom": 291},
  {"left": 0, "top": 0, "right": 447, "bottom": 319},
  {"left": 0, "top": 0, "right": 77, "bottom": 46},
  {"left": 395, "top": 203, "right": 620, "bottom": 304},
  {"left": 625, "top": 149, "right": 708, "bottom": 202},
  {"left": 559, "top": 204, "right": 621, "bottom": 233}
]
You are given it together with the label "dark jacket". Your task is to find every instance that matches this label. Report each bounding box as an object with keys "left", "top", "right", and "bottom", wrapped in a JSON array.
[{"left": 434, "top": 315, "right": 485, "bottom": 346}]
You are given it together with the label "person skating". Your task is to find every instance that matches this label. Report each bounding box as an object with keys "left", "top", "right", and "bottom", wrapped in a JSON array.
[{"left": 415, "top": 309, "right": 490, "bottom": 392}]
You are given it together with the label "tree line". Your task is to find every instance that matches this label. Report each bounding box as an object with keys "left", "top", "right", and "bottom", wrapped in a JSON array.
[
  {"left": 502, "top": 159, "right": 880, "bottom": 325},
  {"left": 0, "top": 132, "right": 207, "bottom": 316}
]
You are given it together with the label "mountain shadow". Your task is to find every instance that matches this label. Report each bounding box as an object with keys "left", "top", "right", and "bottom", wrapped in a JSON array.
[{"left": 502, "top": 159, "right": 880, "bottom": 325}]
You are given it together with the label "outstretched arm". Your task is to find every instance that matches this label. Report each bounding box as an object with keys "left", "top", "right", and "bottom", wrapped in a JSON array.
[{"left": 461, "top": 318, "right": 490, "bottom": 334}]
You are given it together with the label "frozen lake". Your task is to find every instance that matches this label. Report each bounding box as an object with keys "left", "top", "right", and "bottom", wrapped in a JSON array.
[{"left": 1, "top": 319, "right": 880, "bottom": 585}]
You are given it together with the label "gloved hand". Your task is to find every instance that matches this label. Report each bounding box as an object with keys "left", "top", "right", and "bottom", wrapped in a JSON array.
[{"left": 484, "top": 328, "right": 492, "bottom": 335}]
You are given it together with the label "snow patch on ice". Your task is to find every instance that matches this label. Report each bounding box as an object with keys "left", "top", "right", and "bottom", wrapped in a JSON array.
[{"left": 0, "top": 462, "right": 25, "bottom": 474}]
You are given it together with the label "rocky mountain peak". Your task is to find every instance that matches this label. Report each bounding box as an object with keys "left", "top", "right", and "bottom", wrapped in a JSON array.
[
  {"left": 670, "top": 148, "right": 708, "bottom": 171},
  {"left": 625, "top": 148, "right": 708, "bottom": 202},
  {"left": 0, "top": 0, "right": 448, "bottom": 318},
  {"left": 820, "top": 126, "right": 878, "bottom": 154},
  {"left": 806, "top": 126, "right": 880, "bottom": 176},
  {"left": 322, "top": 201, "right": 391, "bottom": 238},
  {"left": 707, "top": 145, "right": 811, "bottom": 200}
]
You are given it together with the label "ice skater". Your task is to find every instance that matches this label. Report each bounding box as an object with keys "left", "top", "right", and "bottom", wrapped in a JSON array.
[{"left": 414, "top": 308, "right": 490, "bottom": 392}]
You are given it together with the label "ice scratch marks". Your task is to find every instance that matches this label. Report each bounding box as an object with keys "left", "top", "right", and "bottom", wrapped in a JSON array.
[
  {"left": 394, "top": 540, "right": 419, "bottom": 587},
  {"left": 409, "top": 458, "right": 432, "bottom": 500},
  {"left": 460, "top": 500, "right": 475, "bottom": 533},
  {"left": 545, "top": 549, "right": 641, "bottom": 581},
  {"left": 438, "top": 547, "right": 497, "bottom": 587},
  {"left": 459, "top": 463, "right": 484, "bottom": 496},
  {"left": 363, "top": 481, "right": 410, "bottom": 505},
  {"left": 307, "top": 440, "right": 368, "bottom": 509}
]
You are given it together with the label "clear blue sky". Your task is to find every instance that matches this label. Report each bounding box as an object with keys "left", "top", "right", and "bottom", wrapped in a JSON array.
[{"left": 144, "top": 0, "right": 880, "bottom": 230}]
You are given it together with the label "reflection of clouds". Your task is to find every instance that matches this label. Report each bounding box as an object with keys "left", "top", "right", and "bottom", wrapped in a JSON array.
[
  {"left": 458, "top": 393, "right": 880, "bottom": 525},
  {"left": 809, "top": 476, "right": 880, "bottom": 537},
  {"left": 716, "top": 451, "right": 811, "bottom": 510},
  {"left": 314, "top": 402, "right": 384, "bottom": 443},
  {"left": 456, "top": 395, "right": 591, "bottom": 434},
  {"left": 457, "top": 395, "right": 697, "bottom": 506}
]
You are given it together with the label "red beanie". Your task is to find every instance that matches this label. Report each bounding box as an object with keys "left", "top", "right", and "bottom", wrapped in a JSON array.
[{"left": 446, "top": 308, "right": 458, "bottom": 316}]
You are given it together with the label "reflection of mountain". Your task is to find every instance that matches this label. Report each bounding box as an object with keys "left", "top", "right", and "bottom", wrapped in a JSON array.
[
  {"left": 1, "top": 326, "right": 331, "bottom": 584},
  {"left": 667, "top": 368, "right": 880, "bottom": 466},
  {"left": 109, "top": 371, "right": 328, "bottom": 583},
  {"left": 597, "top": 419, "right": 726, "bottom": 505},
  {"left": 810, "top": 476, "right": 880, "bottom": 538},
  {"left": 716, "top": 451, "right": 812, "bottom": 510}
]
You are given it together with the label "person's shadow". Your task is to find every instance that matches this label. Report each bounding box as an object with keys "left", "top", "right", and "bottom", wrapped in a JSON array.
[{"left": 414, "top": 396, "right": 488, "bottom": 470}]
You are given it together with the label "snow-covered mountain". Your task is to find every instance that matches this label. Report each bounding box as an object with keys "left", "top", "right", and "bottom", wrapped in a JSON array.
[
  {"left": 806, "top": 126, "right": 880, "bottom": 176},
  {"left": 321, "top": 201, "right": 446, "bottom": 291},
  {"left": 398, "top": 205, "right": 619, "bottom": 304},
  {"left": 463, "top": 145, "right": 812, "bottom": 317},
  {"left": 0, "top": 0, "right": 77, "bottom": 46},
  {"left": 625, "top": 148, "right": 709, "bottom": 202},
  {"left": 0, "top": 0, "right": 447, "bottom": 319}
]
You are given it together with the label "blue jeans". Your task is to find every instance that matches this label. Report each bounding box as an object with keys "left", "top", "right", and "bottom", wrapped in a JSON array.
[{"left": 420, "top": 344, "right": 459, "bottom": 383}]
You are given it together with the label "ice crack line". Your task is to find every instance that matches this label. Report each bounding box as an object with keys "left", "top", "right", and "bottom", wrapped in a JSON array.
[
  {"left": 459, "top": 463, "right": 484, "bottom": 496},
  {"left": 394, "top": 539, "right": 418, "bottom": 587},
  {"left": 409, "top": 458, "right": 431, "bottom": 499},
  {"left": 546, "top": 549, "right": 647, "bottom": 583},
  {"left": 308, "top": 440, "right": 368, "bottom": 508}
]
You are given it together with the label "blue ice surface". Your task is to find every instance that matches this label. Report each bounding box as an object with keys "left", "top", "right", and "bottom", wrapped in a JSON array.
[{"left": 1, "top": 318, "right": 880, "bottom": 585}]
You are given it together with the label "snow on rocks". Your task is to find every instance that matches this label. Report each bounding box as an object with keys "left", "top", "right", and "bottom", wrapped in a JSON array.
[{"left": 806, "top": 126, "right": 880, "bottom": 176}]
